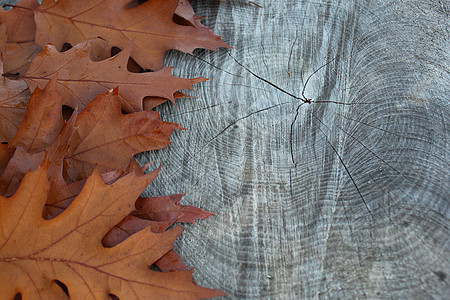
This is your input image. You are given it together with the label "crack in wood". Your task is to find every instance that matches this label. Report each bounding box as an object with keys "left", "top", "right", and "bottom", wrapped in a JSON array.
[{"left": 312, "top": 113, "right": 374, "bottom": 218}]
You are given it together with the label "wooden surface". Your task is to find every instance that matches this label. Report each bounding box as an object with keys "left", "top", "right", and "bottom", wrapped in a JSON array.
[
  {"left": 140, "top": 0, "right": 449, "bottom": 298},
  {"left": 3, "top": 0, "right": 449, "bottom": 299}
]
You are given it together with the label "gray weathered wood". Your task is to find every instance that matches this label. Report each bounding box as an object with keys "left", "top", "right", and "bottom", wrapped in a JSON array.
[{"left": 138, "top": 0, "right": 449, "bottom": 298}]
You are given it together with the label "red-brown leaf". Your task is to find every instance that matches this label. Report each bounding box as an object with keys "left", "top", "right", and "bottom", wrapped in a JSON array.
[
  {"left": 33, "top": 0, "right": 229, "bottom": 70},
  {"left": 0, "top": 144, "right": 12, "bottom": 173},
  {"left": 24, "top": 40, "right": 206, "bottom": 112},
  {"left": 0, "top": 146, "right": 43, "bottom": 196},
  {"left": 0, "top": 0, "right": 42, "bottom": 74},
  {"left": 175, "top": 0, "right": 207, "bottom": 28},
  {"left": 9, "top": 77, "right": 63, "bottom": 153},
  {"left": 64, "top": 88, "right": 183, "bottom": 181},
  {"left": 0, "top": 60, "right": 29, "bottom": 142},
  {"left": 134, "top": 193, "right": 214, "bottom": 223},
  {"left": 0, "top": 0, "right": 37, "bottom": 43},
  {"left": 102, "top": 215, "right": 172, "bottom": 248},
  {"left": 156, "top": 249, "right": 191, "bottom": 272}
]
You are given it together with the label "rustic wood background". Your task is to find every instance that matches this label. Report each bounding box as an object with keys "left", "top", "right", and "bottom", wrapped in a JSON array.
[
  {"left": 3, "top": 0, "right": 449, "bottom": 299},
  {"left": 140, "top": 0, "right": 449, "bottom": 298}
]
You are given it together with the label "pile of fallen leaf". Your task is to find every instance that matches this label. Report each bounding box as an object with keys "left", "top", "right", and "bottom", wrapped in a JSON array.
[{"left": 0, "top": 0, "right": 228, "bottom": 299}]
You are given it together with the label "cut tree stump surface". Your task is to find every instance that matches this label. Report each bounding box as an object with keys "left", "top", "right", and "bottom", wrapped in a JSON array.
[
  {"left": 141, "top": 1, "right": 449, "bottom": 298},
  {"left": 3, "top": 0, "right": 449, "bottom": 299}
]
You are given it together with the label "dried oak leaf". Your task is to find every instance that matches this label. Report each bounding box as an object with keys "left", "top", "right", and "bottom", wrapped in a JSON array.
[
  {"left": 0, "top": 79, "right": 181, "bottom": 194},
  {"left": 2, "top": 41, "right": 42, "bottom": 75},
  {"left": 0, "top": 143, "right": 12, "bottom": 173},
  {"left": 0, "top": 146, "right": 44, "bottom": 196},
  {"left": 46, "top": 147, "right": 198, "bottom": 274},
  {"left": 104, "top": 194, "right": 214, "bottom": 272},
  {"left": 64, "top": 88, "right": 183, "bottom": 181},
  {"left": 156, "top": 249, "right": 191, "bottom": 272},
  {"left": 0, "top": 58, "right": 29, "bottom": 142},
  {"left": 8, "top": 77, "right": 63, "bottom": 153},
  {"left": 33, "top": 0, "right": 229, "bottom": 70},
  {"left": 0, "top": 0, "right": 42, "bottom": 74},
  {"left": 24, "top": 40, "right": 205, "bottom": 112},
  {"left": 103, "top": 194, "right": 213, "bottom": 246},
  {"left": 134, "top": 193, "right": 214, "bottom": 223},
  {"left": 44, "top": 159, "right": 149, "bottom": 220},
  {"left": 0, "top": 77, "right": 214, "bottom": 278},
  {"left": 105, "top": 214, "right": 188, "bottom": 273},
  {"left": 0, "top": 162, "right": 223, "bottom": 299},
  {"left": 0, "top": 0, "right": 36, "bottom": 45},
  {"left": 175, "top": 0, "right": 207, "bottom": 28},
  {"left": 0, "top": 77, "right": 64, "bottom": 196}
]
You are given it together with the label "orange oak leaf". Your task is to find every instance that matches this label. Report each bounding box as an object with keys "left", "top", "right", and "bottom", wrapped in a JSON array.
[
  {"left": 24, "top": 40, "right": 206, "bottom": 112},
  {"left": 44, "top": 154, "right": 192, "bottom": 274},
  {"left": 64, "top": 88, "right": 183, "bottom": 181},
  {"left": 0, "top": 0, "right": 42, "bottom": 74},
  {"left": 0, "top": 162, "right": 223, "bottom": 299},
  {"left": 33, "top": 0, "right": 229, "bottom": 70},
  {"left": 0, "top": 59, "right": 29, "bottom": 142}
]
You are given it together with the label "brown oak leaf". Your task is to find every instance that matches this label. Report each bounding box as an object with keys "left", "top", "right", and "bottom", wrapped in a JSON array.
[
  {"left": 0, "top": 143, "right": 12, "bottom": 173},
  {"left": 102, "top": 215, "right": 170, "bottom": 248},
  {"left": 134, "top": 193, "right": 214, "bottom": 223},
  {"left": 2, "top": 41, "right": 42, "bottom": 75},
  {"left": 8, "top": 77, "right": 63, "bottom": 153},
  {"left": 103, "top": 194, "right": 213, "bottom": 246},
  {"left": 0, "top": 0, "right": 36, "bottom": 44},
  {"left": 103, "top": 193, "right": 214, "bottom": 272},
  {"left": 144, "top": 91, "right": 188, "bottom": 111},
  {"left": 175, "top": 0, "right": 207, "bottom": 28},
  {"left": 156, "top": 249, "right": 191, "bottom": 272},
  {"left": 0, "top": 78, "right": 65, "bottom": 196},
  {"left": 24, "top": 40, "right": 205, "bottom": 112},
  {"left": 0, "top": 80, "right": 181, "bottom": 194},
  {"left": 64, "top": 88, "right": 183, "bottom": 181},
  {"left": 104, "top": 217, "right": 189, "bottom": 272},
  {"left": 0, "top": 146, "right": 44, "bottom": 196},
  {"left": 33, "top": 0, "right": 229, "bottom": 70},
  {"left": 0, "top": 56, "right": 30, "bottom": 142},
  {"left": 0, "top": 0, "right": 42, "bottom": 74},
  {"left": 0, "top": 161, "right": 223, "bottom": 299},
  {"left": 44, "top": 160, "right": 154, "bottom": 220}
]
